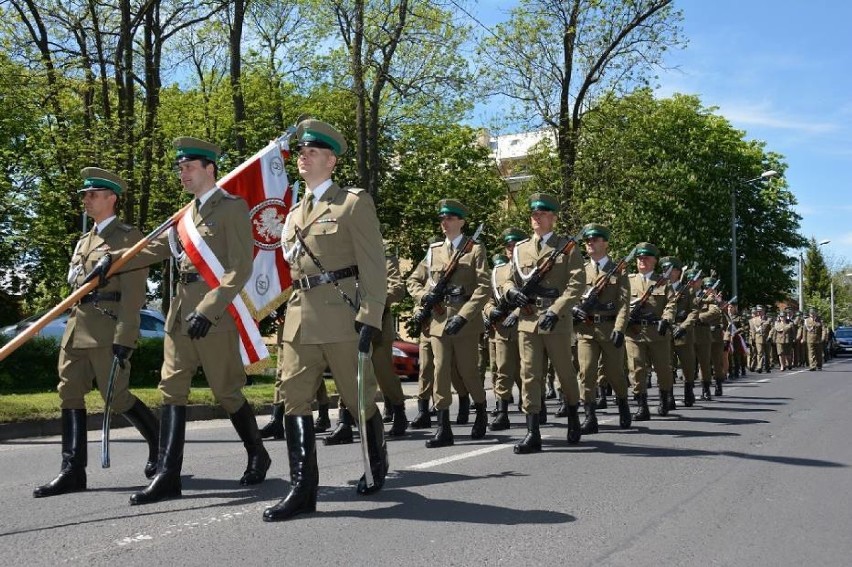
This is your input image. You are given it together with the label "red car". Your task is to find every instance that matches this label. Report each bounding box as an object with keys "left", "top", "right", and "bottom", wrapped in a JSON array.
[{"left": 392, "top": 338, "right": 419, "bottom": 381}]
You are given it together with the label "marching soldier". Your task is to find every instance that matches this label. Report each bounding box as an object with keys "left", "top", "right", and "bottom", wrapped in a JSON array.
[
  {"left": 263, "top": 120, "right": 388, "bottom": 521},
  {"left": 483, "top": 228, "right": 527, "bottom": 430},
  {"left": 572, "top": 223, "right": 632, "bottom": 432},
  {"left": 725, "top": 302, "right": 748, "bottom": 379},
  {"left": 115, "top": 137, "right": 272, "bottom": 505},
  {"left": 774, "top": 311, "right": 795, "bottom": 370},
  {"left": 34, "top": 168, "right": 159, "bottom": 498},
  {"left": 501, "top": 193, "right": 586, "bottom": 453},
  {"left": 695, "top": 278, "right": 725, "bottom": 398},
  {"left": 803, "top": 307, "right": 824, "bottom": 371},
  {"left": 407, "top": 199, "right": 490, "bottom": 447},
  {"left": 260, "top": 306, "right": 289, "bottom": 440},
  {"left": 750, "top": 306, "right": 772, "bottom": 373},
  {"left": 663, "top": 257, "right": 699, "bottom": 407},
  {"left": 624, "top": 243, "right": 677, "bottom": 420}
]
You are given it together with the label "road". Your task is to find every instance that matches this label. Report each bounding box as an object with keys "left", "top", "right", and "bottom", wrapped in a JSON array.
[{"left": 2, "top": 358, "right": 851, "bottom": 566}]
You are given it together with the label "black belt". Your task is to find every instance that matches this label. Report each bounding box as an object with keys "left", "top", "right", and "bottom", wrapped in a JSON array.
[
  {"left": 629, "top": 319, "right": 659, "bottom": 327},
  {"left": 80, "top": 291, "right": 122, "bottom": 304},
  {"left": 293, "top": 266, "right": 359, "bottom": 290},
  {"left": 588, "top": 314, "right": 618, "bottom": 323},
  {"left": 178, "top": 272, "right": 203, "bottom": 284},
  {"left": 535, "top": 298, "right": 555, "bottom": 308},
  {"left": 444, "top": 294, "right": 471, "bottom": 305}
]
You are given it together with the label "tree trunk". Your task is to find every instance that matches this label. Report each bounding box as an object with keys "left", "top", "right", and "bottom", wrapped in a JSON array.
[{"left": 229, "top": 0, "right": 247, "bottom": 159}]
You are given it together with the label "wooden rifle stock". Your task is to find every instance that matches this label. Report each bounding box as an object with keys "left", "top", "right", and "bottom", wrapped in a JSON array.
[{"left": 0, "top": 203, "right": 192, "bottom": 362}]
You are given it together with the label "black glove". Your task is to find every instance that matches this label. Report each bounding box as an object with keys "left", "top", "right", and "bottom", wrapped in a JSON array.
[
  {"left": 506, "top": 288, "right": 530, "bottom": 308},
  {"left": 672, "top": 325, "right": 686, "bottom": 340},
  {"left": 357, "top": 323, "right": 378, "bottom": 353},
  {"left": 572, "top": 305, "right": 588, "bottom": 323},
  {"left": 444, "top": 315, "right": 467, "bottom": 336},
  {"left": 404, "top": 317, "right": 423, "bottom": 338},
  {"left": 185, "top": 312, "right": 213, "bottom": 339},
  {"left": 82, "top": 252, "right": 112, "bottom": 287},
  {"left": 488, "top": 306, "right": 507, "bottom": 323},
  {"left": 112, "top": 343, "right": 132, "bottom": 369},
  {"left": 538, "top": 310, "right": 558, "bottom": 332},
  {"left": 657, "top": 319, "right": 671, "bottom": 336},
  {"left": 420, "top": 291, "right": 441, "bottom": 307},
  {"left": 610, "top": 330, "right": 624, "bottom": 348},
  {"left": 502, "top": 312, "right": 519, "bottom": 328}
]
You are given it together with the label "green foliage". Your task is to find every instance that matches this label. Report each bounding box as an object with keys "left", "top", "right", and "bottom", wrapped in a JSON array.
[
  {"left": 803, "top": 237, "right": 832, "bottom": 300},
  {"left": 0, "top": 335, "right": 61, "bottom": 392}
]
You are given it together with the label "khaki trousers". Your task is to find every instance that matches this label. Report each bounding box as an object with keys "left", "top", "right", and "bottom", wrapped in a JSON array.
[
  {"left": 431, "top": 333, "right": 486, "bottom": 410},
  {"left": 58, "top": 345, "right": 136, "bottom": 412},
  {"left": 576, "top": 324, "right": 628, "bottom": 403},
  {"left": 626, "top": 337, "right": 673, "bottom": 395},
  {"left": 519, "top": 332, "right": 579, "bottom": 412}
]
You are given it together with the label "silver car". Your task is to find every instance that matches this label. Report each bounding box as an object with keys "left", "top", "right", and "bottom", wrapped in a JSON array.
[{"left": 0, "top": 308, "right": 166, "bottom": 342}]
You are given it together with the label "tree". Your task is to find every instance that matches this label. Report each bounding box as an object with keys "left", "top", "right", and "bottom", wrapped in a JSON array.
[
  {"left": 803, "top": 237, "right": 832, "bottom": 301},
  {"left": 478, "top": 0, "right": 684, "bottom": 224}
]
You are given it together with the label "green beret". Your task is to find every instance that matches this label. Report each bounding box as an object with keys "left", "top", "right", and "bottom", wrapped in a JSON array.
[
  {"left": 635, "top": 242, "right": 660, "bottom": 258},
  {"left": 295, "top": 118, "right": 348, "bottom": 156},
  {"left": 581, "top": 223, "right": 611, "bottom": 241},
  {"left": 528, "top": 192, "right": 559, "bottom": 212},
  {"left": 684, "top": 269, "right": 698, "bottom": 280},
  {"left": 174, "top": 137, "right": 221, "bottom": 163},
  {"left": 437, "top": 198, "right": 468, "bottom": 218},
  {"left": 808, "top": 307, "right": 817, "bottom": 313},
  {"left": 492, "top": 254, "right": 509, "bottom": 267},
  {"left": 500, "top": 227, "right": 527, "bottom": 243},
  {"left": 659, "top": 256, "right": 683, "bottom": 270},
  {"left": 755, "top": 305, "right": 764, "bottom": 311},
  {"left": 702, "top": 277, "right": 717, "bottom": 288},
  {"left": 79, "top": 167, "right": 127, "bottom": 196}
]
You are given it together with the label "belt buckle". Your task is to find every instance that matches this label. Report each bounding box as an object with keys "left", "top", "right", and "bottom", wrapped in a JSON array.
[
  {"left": 298, "top": 275, "right": 312, "bottom": 290},
  {"left": 593, "top": 314, "right": 602, "bottom": 323}
]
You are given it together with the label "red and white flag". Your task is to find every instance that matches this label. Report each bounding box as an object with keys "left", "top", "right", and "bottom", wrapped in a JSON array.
[{"left": 219, "top": 140, "right": 296, "bottom": 320}]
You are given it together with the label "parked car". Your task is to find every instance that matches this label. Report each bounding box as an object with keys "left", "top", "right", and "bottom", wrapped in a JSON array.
[
  {"left": 834, "top": 326, "right": 852, "bottom": 357},
  {"left": 0, "top": 308, "right": 166, "bottom": 342},
  {"left": 392, "top": 337, "right": 419, "bottom": 381}
]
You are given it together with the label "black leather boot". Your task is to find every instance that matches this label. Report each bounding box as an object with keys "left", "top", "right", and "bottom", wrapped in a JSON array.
[
  {"left": 425, "top": 409, "right": 454, "bottom": 448},
  {"left": 646, "top": 373, "right": 653, "bottom": 389},
  {"left": 470, "top": 401, "right": 487, "bottom": 440},
  {"left": 701, "top": 382, "right": 712, "bottom": 401},
  {"left": 357, "top": 412, "right": 389, "bottom": 495},
  {"left": 545, "top": 379, "right": 557, "bottom": 399},
  {"left": 130, "top": 405, "right": 185, "bottom": 505},
  {"left": 538, "top": 393, "right": 548, "bottom": 425},
  {"left": 229, "top": 401, "right": 272, "bottom": 485},
  {"left": 314, "top": 403, "right": 331, "bottom": 432},
  {"left": 683, "top": 383, "right": 695, "bottom": 407},
  {"left": 667, "top": 389, "right": 677, "bottom": 411},
  {"left": 595, "top": 385, "right": 608, "bottom": 409},
  {"left": 323, "top": 408, "right": 354, "bottom": 445},
  {"left": 259, "top": 404, "right": 285, "bottom": 440},
  {"left": 616, "top": 397, "right": 632, "bottom": 429},
  {"left": 657, "top": 389, "right": 670, "bottom": 416},
  {"left": 513, "top": 413, "right": 542, "bottom": 454},
  {"left": 123, "top": 397, "right": 159, "bottom": 479},
  {"left": 489, "top": 399, "right": 510, "bottom": 431},
  {"left": 554, "top": 398, "right": 568, "bottom": 418},
  {"left": 386, "top": 404, "right": 408, "bottom": 437},
  {"left": 263, "top": 415, "right": 318, "bottom": 522},
  {"left": 382, "top": 395, "right": 394, "bottom": 424},
  {"left": 633, "top": 393, "right": 651, "bottom": 421},
  {"left": 715, "top": 379, "right": 723, "bottom": 397},
  {"left": 410, "top": 399, "right": 432, "bottom": 429},
  {"left": 580, "top": 403, "right": 598, "bottom": 434},
  {"left": 455, "top": 394, "right": 470, "bottom": 425},
  {"left": 33, "top": 409, "right": 87, "bottom": 498},
  {"left": 566, "top": 404, "right": 582, "bottom": 444}
]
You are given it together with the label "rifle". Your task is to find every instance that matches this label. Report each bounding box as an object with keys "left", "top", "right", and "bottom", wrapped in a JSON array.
[
  {"left": 628, "top": 265, "right": 675, "bottom": 322},
  {"left": 406, "top": 223, "right": 484, "bottom": 337},
  {"left": 577, "top": 245, "right": 637, "bottom": 315},
  {"left": 672, "top": 265, "right": 701, "bottom": 303},
  {"left": 506, "top": 229, "right": 584, "bottom": 312}
]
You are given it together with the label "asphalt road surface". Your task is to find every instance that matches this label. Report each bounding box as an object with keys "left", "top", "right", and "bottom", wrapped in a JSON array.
[{"left": 2, "top": 358, "right": 851, "bottom": 566}]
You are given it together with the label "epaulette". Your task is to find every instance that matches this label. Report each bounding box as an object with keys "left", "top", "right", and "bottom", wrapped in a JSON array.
[
  {"left": 222, "top": 192, "right": 239, "bottom": 200},
  {"left": 429, "top": 241, "right": 443, "bottom": 248},
  {"left": 516, "top": 237, "right": 531, "bottom": 246},
  {"left": 345, "top": 187, "right": 365, "bottom": 195},
  {"left": 117, "top": 223, "right": 133, "bottom": 232}
]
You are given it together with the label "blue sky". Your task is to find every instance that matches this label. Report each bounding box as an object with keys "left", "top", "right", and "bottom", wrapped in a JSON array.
[{"left": 469, "top": 1, "right": 851, "bottom": 269}]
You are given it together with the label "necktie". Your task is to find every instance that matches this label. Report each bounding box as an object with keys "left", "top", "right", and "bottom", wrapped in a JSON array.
[
  {"left": 305, "top": 191, "right": 314, "bottom": 215},
  {"left": 535, "top": 236, "right": 542, "bottom": 253},
  {"left": 595, "top": 262, "right": 601, "bottom": 276}
]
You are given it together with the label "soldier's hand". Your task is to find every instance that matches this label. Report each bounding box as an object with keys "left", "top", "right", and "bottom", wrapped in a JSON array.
[
  {"left": 185, "top": 312, "right": 213, "bottom": 339},
  {"left": 420, "top": 291, "right": 441, "bottom": 307},
  {"left": 506, "top": 288, "right": 530, "bottom": 308},
  {"left": 672, "top": 324, "right": 686, "bottom": 340},
  {"left": 610, "top": 330, "right": 625, "bottom": 348},
  {"left": 502, "top": 312, "right": 519, "bottom": 328},
  {"left": 404, "top": 317, "right": 423, "bottom": 338},
  {"left": 112, "top": 343, "right": 132, "bottom": 369},
  {"left": 444, "top": 315, "right": 467, "bottom": 336},
  {"left": 357, "top": 323, "right": 379, "bottom": 353},
  {"left": 657, "top": 319, "right": 671, "bottom": 336},
  {"left": 489, "top": 306, "right": 507, "bottom": 322},
  {"left": 538, "top": 310, "right": 558, "bottom": 332},
  {"left": 82, "top": 252, "right": 112, "bottom": 288},
  {"left": 571, "top": 305, "right": 588, "bottom": 323}
]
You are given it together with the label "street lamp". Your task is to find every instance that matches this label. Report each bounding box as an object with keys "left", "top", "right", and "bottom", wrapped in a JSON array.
[
  {"left": 799, "top": 239, "right": 831, "bottom": 312},
  {"left": 732, "top": 170, "right": 779, "bottom": 300}
]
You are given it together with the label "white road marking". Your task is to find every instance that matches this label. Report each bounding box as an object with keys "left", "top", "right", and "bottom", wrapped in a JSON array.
[{"left": 407, "top": 436, "right": 553, "bottom": 470}]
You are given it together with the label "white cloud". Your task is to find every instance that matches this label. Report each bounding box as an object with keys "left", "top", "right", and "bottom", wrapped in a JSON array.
[{"left": 719, "top": 100, "right": 838, "bottom": 135}]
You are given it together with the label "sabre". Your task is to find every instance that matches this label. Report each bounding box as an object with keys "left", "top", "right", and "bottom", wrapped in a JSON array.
[{"left": 101, "top": 355, "right": 121, "bottom": 468}]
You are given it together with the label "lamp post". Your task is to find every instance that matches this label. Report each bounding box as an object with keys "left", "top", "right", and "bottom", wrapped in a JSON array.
[
  {"left": 732, "top": 170, "right": 778, "bottom": 300},
  {"left": 798, "top": 239, "right": 831, "bottom": 312}
]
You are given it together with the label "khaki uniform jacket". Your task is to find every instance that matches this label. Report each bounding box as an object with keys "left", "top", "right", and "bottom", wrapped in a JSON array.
[
  {"left": 774, "top": 321, "right": 795, "bottom": 344},
  {"left": 483, "top": 262, "right": 519, "bottom": 341},
  {"left": 63, "top": 219, "right": 147, "bottom": 349},
  {"left": 626, "top": 273, "right": 676, "bottom": 342},
  {"left": 750, "top": 316, "right": 772, "bottom": 344},
  {"left": 281, "top": 184, "right": 386, "bottom": 343},
  {"left": 125, "top": 189, "right": 254, "bottom": 335},
  {"left": 501, "top": 235, "right": 585, "bottom": 335},
  {"left": 802, "top": 317, "right": 824, "bottom": 344},
  {"left": 408, "top": 239, "right": 489, "bottom": 337},
  {"left": 672, "top": 284, "right": 699, "bottom": 346},
  {"left": 576, "top": 257, "right": 629, "bottom": 335}
]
